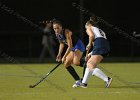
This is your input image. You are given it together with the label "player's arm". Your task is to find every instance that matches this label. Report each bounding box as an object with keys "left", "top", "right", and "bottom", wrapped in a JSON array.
[
  {"left": 58, "top": 41, "right": 64, "bottom": 56},
  {"left": 56, "top": 41, "right": 64, "bottom": 62},
  {"left": 62, "top": 29, "right": 72, "bottom": 59},
  {"left": 86, "top": 27, "right": 94, "bottom": 51}
]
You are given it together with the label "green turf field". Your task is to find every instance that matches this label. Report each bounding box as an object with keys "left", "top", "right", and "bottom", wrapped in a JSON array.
[{"left": 0, "top": 63, "right": 140, "bottom": 100}]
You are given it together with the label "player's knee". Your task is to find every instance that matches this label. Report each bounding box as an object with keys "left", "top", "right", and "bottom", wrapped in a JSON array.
[
  {"left": 73, "top": 60, "right": 80, "bottom": 66},
  {"left": 64, "top": 61, "right": 71, "bottom": 68},
  {"left": 87, "top": 61, "right": 96, "bottom": 69}
]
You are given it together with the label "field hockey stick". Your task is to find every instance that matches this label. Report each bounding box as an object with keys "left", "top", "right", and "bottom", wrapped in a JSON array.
[
  {"left": 85, "top": 49, "right": 90, "bottom": 62},
  {"left": 29, "top": 61, "right": 62, "bottom": 88}
]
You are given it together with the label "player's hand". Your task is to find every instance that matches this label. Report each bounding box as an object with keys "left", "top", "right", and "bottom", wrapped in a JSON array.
[
  {"left": 62, "top": 57, "right": 66, "bottom": 63},
  {"left": 85, "top": 56, "right": 88, "bottom": 61},
  {"left": 85, "top": 54, "right": 91, "bottom": 61},
  {"left": 86, "top": 44, "right": 91, "bottom": 51},
  {"left": 85, "top": 51, "right": 92, "bottom": 61},
  {"left": 56, "top": 54, "right": 61, "bottom": 62}
]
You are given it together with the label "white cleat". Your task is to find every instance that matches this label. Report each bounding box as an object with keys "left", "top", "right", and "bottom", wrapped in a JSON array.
[
  {"left": 105, "top": 77, "right": 112, "bottom": 88},
  {"left": 80, "top": 83, "right": 87, "bottom": 88},
  {"left": 72, "top": 80, "right": 81, "bottom": 88}
]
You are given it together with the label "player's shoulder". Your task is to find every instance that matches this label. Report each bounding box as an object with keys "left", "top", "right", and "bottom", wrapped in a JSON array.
[
  {"left": 86, "top": 26, "right": 93, "bottom": 33},
  {"left": 92, "top": 26, "right": 101, "bottom": 32},
  {"left": 92, "top": 26, "right": 99, "bottom": 30},
  {"left": 64, "top": 28, "right": 72, "bottom": 36}
]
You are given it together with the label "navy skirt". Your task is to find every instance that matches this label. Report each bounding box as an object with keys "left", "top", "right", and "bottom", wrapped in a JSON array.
[{"left": 92, "top": 37, "right": 110, "bottom": 57}]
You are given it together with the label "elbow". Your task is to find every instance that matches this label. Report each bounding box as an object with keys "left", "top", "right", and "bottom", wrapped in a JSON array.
[
  {"left": 68, "top": 45, "right": 72, "bottom": 50},
  {"left": 89, "top": 36, "right": 94, "bottom": 41},
  {"left": 89, "top": 35, "right": 94, "bottom": 39}
]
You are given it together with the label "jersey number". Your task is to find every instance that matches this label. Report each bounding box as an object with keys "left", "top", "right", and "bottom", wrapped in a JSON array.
[{"left": 99, "top": 29, "right": 105, "bottom": 37}]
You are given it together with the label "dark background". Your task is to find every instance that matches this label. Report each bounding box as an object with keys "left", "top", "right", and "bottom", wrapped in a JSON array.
[{"left": 0, "top": 0, "right": 140, "bottom": 62}]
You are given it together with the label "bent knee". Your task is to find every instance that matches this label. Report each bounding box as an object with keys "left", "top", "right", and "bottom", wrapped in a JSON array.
[
  {"left": 87, "top": 61, "right": 96, "bottom": 69},
  {"left": 64, "top": 61, "right": 72, "bottom": 68},
  {"left": 73, "top": 60, "right": 80, "bottom": 66}
]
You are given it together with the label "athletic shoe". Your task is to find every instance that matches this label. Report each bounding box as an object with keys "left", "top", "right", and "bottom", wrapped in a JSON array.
[
  {"left": 72, "top": 80, "right": 81, "bottom": 88},
  {"left": 80, "top": 83, "right": 87, "bottom": 88},
  {"left": 105, "top": 77, "right": 112, "bottom": 88}
]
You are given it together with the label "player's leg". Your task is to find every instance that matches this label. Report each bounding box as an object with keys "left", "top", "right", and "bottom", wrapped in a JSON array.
[
  {"left": 72, "top": 49, "right": 108, "bottom": 83},
  {"left": 81, "top": 55, "right": 112, "bottom": 88},
  {"left": 71, "top": 50, "right": 84, "bottom": 87},
  {"left": 73, "top": 50, "right": 87, "bottom": 79},
  {"left": 64, "top": 51, "right": 81, "bottom": 85},
  {"left": 72, "top": 39, "right": 86, "bottom": 67},
  {"left": 87, "top": 53, "right": 109, "bottom": 82},
  {"left": 72, "top": 39, "right": 86, "bottom": 78},
  {"left": 92, "top": 67, "right": 108, "bottom": 82},
  {"left": 92, "top": 67, "right": 112, "bottom": 88},
  {"left": 80, "top": 59, "right": 110, "bottom": 85},
  {"left": 73, "top": 49, "right": 83, "bottom": 66},
  {"left": 81, "top": 55, "right": 103, "bottom": 88},
  {"left": 73, "top": 49, "right": 111, "bottom": 87}
]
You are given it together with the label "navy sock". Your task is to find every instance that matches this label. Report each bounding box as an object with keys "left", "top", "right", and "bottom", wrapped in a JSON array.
[{"left": 66, "top": 66, "right": 80, "bottom": 81}]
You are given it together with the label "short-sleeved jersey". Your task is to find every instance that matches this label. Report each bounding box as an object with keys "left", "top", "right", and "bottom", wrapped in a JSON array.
[
  {"left": 56, "top": 29, "right": 80, "bottom": 46},
  {"left": 91, "top": 26, "right": 107, "bottom": 39},
  {"left": 56, "top": 29, "right": 85, "bottom": 52}
]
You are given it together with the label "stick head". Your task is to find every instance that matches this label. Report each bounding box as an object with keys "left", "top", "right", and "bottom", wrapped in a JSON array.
[{"left": 29, "top": 85, "right": 35, "bottom": 88}]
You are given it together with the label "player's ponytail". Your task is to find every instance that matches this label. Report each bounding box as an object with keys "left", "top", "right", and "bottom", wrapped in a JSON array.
[{"left": 86, "top": 16, "right": 99, "bottom": 27}]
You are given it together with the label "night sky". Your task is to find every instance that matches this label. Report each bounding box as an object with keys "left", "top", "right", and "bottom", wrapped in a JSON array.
[
  {"left": 0, "top": 0, "right": 140, "bottom": 58},
  {"left": 0, "top": 0, "right": 139, "bottom": 32}
]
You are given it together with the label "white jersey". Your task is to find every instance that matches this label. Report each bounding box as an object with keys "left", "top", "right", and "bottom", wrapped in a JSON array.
[{"left": 91, "top": 26, "right": 107, "bottom": 39}]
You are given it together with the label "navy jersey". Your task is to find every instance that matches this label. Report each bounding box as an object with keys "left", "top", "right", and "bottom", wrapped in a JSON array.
[
  {"left": 56, "top": 29, "right": 80, "bottom": 46},
  {"left": 56, "top": 29, "right": 85, "bottom": 52}
]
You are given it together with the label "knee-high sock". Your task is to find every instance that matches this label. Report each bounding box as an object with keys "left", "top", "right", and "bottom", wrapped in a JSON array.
[
  {"left": 92, "top": 67, "right": 108, "bottom": 82},
  {"left": 82, "top": 67, "right": 93, "bottom": 84},
  {"left": 66, "top": 66, "right": 80, "bottom": 81}
]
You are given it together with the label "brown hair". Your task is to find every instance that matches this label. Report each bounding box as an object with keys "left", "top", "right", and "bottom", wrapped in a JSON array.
[
  {"left": 86, "top": 16, "right": 99, "bottom": 26},
  {"left": 52, "top": 20, "right": 62, "bottom": 26}
]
